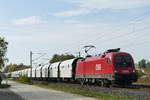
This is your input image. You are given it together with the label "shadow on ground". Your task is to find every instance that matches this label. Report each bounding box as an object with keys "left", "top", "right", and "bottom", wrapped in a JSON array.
[{"left": 0, "top": 89, "right": 24, "bottom": 100}]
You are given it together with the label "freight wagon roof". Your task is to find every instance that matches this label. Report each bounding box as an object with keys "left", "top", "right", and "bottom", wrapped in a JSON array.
[
  {"left": 36, "top": 66, "right": 43, "bottom": 70},
  {"left": 60, "top": 59, "right": 75, "bottom": 66},
  {"left": 50, "top": 62, "right": 61, "bottom": 68},
  {"left": 25, "top": 68, "right": 30, "bottom": 71},
  {"left": 24, "top": 68, "right": 30, "bottom": 71},
  {"left": 22, "top": 69, "right": 26, "bottom": 72},
  {"left": 42, "top": 64, "right": 50, "bottom": 69},
  {"left": 32, "top": 67, "right": 37, "bottom": 70}
]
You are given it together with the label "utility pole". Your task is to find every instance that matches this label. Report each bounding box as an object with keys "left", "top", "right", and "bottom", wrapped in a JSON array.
[
  {"left": 75, "top": 52, "right": 81, "bottom": 57},
  {"left": 29, "top": 51, "right": 46, "bottom": 80},
  {"left": 30, "top": 51, "right": 32, "bottom": 79},
  {"left": 78, "top": 52, "right": 81, "bottom": 57},
  {"left": 30, "top": 51, "right": 32, "bottom": 67}
]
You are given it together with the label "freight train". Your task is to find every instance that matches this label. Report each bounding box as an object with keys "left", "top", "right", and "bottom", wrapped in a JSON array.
[{"left": 7, "top": 48, "right": 138, "bottom": 87}]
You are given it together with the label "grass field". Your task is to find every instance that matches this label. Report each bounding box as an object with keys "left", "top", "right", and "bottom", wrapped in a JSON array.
[{"left": 0, "top": 84, "right": 10, "bottom": 88}]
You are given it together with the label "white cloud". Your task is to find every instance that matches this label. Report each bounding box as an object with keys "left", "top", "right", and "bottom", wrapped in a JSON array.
[
  {"left": 69, "top": 0, "right": 150, "bottom": 10},
  {"left": 54, "top": 0, "right": 150, "bottom": 17},
  {"left": 64, "top": 19, "right": 80, "bottom": 24},
  {"left": 13, "top": 16, "right": 41, "bottom": 25},
  {"left": 54, "top": 9, "right": 91, "bottom": 17}
]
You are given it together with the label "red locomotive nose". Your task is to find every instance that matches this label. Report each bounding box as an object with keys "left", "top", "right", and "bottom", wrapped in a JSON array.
[
  {"left": 115, "top": 67, "right": 133, "bottom": 74},
  {"left": 114, "top": 54, "right": 135, "bottom": 74}
]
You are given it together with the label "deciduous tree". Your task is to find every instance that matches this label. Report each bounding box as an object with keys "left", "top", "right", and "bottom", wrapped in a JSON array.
[
  {"left": 138, "top": 59, "right": 146, "bottom": 68},
  {"left": 4, "top": 63, "right": 31, "bottom": 73},
  {"left": 50, "top": 54, "right": 75, "bottom": 63},
  {"left": 0, "top": 37, "right": 8, "bottom": 69}
]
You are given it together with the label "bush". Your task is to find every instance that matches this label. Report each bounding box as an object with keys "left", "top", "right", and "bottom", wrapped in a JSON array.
[
  {"left": 146, "top": 67, "right": 150, "bottom": 74},
  {"left": 136, "top": 69, "right": 145, "bottom": 78},
  {"left": 17, "top": 75, "right": 31, "bottom": 84}
]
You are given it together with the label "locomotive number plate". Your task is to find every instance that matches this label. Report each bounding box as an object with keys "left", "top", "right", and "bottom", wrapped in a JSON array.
[{"left": 122, "top": 70, "right": 129, "bottom": 72}]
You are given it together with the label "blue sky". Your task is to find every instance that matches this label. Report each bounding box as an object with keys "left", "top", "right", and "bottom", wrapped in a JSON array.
[{"left": 0, "top": 0, "right": 150, "bottom": 65}]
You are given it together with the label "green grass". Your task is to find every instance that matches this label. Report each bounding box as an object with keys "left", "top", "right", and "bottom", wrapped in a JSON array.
[
  {"left": 0, "top": 84, "right": 11, "bottom": 88},
  {"left": 17, "top": 75, "right": 32, "bottom": 85},
  {"left": 34, "top": 83, "right": 135, "bottom": 100},
  {"left": 7, "top": 78, "right": 135, "bottom": 100},
  {"left": 5, "top": 77, "right": 32, "bottom": 85}
]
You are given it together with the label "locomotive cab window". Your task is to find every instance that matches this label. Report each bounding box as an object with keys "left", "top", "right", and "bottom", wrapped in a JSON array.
[
  {"left": 115, "top": 55, "right": 133, "bottom": 67},
  {"left": 107, "top": 58, "right": 112, "bottom": 65}
]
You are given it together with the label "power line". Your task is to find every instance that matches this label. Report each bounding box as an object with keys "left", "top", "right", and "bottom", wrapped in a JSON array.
[
  {"left": 79, "top": 11, "right": 150, "bottom": 45},
  {"left": 60, "top": 11, "right": 150, "bottom": 53},
  {"left": 32, "top": 10, "right": 150, "bottom": 58},
  {"left": 92, "top": 26, "right": 150, "bottom": 46},
  {"left": 121, "top": 40, "right": 150, "bottom": 49},
  {"left": 32, "top": 53, "right": 47, "bottom": 62}
]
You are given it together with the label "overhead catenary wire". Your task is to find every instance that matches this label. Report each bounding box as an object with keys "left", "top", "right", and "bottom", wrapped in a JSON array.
[
  {"left": 59, "top": 11, "right": 150, "bottom": 53},
  {"left": 92, "top": 25, "right": 150, "bottom": 46},
  {"left": 84, "top": 17, "right": 150, "bottom": 46},
  {"left": 32, "top": 10, "right": 150, "bottom": 59},
  {"left": 32, "top": 53, "right": 47, "bottom": 62}
]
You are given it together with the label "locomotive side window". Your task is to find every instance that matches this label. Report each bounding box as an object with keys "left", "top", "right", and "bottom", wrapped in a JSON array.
[
  {"left": 115, "top": 55, "right": 132, "bottom": 67},
  {"left": 107, "top": 58, "right": 112, "bottom": 65}
]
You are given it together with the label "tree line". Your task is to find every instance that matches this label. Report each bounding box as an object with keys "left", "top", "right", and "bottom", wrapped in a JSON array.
[
  {"left": 138, "top": 59, "right": 150, "bottom": 69},
  {"left": 4, "top": 63, "right": 31, "bottom": 73},
  {"left": 49, "top": 54, "right": 75, "bottom": 63},
  {"left": 4, "top": 53, "right": 75, "bottom": 73},
  {"left": 138, "top": 59, "right": 150, "bottom": 74}
]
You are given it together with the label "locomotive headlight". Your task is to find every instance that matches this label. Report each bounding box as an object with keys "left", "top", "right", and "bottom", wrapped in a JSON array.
[
  {"left": 114, "top": 70, "right": 118, "bottom": 73},
  {"left": 132, "top": 69, "right": 135, "bottom": 73}
]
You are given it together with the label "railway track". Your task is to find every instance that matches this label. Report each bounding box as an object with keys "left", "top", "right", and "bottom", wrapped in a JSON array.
[{"left": 31, "top": 80, "right": 150, "bottom": 100}]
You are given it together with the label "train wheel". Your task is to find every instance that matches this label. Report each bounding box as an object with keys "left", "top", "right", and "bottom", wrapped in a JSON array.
[
  {"left": 99, "top": 80, "right": 104, "bottom": 87},
  {"left": 107, "top": 81, "right": 114, "bottom": 88},
  {"left": 103, "top": 80, "right": 111, "bottom": 87},
  {"left": 127, "top": 81, "right": 132, "bottom": 85},
  {"left": 109, "top": 81, "right": 115, "bottom": 88},
  {"left": 80, "top": 79, "right": 85, "bottom": 85}
]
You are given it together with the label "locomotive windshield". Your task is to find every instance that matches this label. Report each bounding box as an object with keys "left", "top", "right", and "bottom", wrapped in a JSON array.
[{"left": 115, "top": 55, "right": 133, "bottom": 67}]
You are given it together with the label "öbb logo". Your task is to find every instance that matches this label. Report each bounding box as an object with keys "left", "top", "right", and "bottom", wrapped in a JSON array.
[{"left": 96, "top": 64, "right": 101, "bottom": 71}]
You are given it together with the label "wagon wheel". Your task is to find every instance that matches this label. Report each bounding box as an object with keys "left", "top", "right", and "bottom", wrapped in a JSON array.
[
  {"left": 107, "top": 81, "right": 114, "bottom": 88},
  {"left": 103, "top": 80, "right": 112, "bottom": 87},
  {"left": 99, "top": 80, "right": 104, "bottom": 87},
  {"left": 80, "top": 79, "right": 85, "bottom": 85}
]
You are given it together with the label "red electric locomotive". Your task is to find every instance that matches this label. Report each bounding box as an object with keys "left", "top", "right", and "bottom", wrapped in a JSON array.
[{"left": 75, "top": 48, "right": 138, "bottom": 86}]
